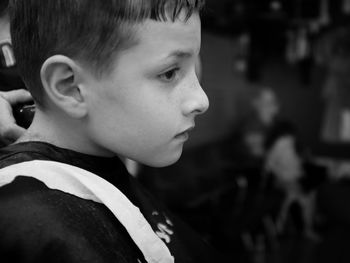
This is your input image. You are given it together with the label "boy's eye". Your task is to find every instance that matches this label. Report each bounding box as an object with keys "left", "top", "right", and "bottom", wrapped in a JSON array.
[{"left": 158, "top": 68, "right": 180, "bottom": 82}]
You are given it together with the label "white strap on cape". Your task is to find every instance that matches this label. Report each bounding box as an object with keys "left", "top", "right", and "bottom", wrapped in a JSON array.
[{"left": 0, "top": 160, "right": 174, "bottom": 263}]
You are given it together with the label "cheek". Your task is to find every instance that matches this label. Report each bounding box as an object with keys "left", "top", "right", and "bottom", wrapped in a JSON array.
[
  {"left": 134, "top": 108, "right": 175, "bottom": 141},
  {"left": 89, "top": 106, "right": 183, "bottom": 166},
  {"left": 98, "top": 100, "right": 172, "bottom": 144},
  {"left": 89, "top": 80, "right": 182, "bottom": 163},
  {"left": 123, "top": 90, "right": 177, "bottom": 133}
]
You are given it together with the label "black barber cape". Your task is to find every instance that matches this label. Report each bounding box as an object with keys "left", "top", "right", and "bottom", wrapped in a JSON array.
[{"left": 0, "top": 142, "right": 222, "bottom": 263}]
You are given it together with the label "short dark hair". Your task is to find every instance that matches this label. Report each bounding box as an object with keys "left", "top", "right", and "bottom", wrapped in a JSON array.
[{"left": 9, "top": 0, "right": 205, "bottom": 107}]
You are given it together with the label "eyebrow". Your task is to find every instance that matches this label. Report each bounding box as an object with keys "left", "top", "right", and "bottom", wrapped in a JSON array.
[
  {"left": 152, "top": 49, "right": 199, "bottom": 71},
  {"left": 166, "top": 50, "right": 194, "bottom": 60}
]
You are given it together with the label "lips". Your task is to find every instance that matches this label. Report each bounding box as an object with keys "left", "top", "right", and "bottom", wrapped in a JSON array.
[
  {"left": 175, "top": 131, "right": 189, "bottom": 141},
  {"left": 175, "top": 126, "right": 194, "bottom": 140}
]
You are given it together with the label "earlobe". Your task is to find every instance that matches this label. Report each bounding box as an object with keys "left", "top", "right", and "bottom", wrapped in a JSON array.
[{"left": 40, "top": 55, "right": 87, "bottom": 118}]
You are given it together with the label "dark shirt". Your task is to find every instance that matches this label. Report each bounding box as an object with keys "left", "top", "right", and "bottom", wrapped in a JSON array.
[{"left": 0, "top": 142, "right": 221, "bottom": 263}]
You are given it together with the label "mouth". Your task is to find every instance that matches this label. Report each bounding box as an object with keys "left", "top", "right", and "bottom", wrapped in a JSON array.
[{"left": 175, "top": 126, "right": 195, "bottom": 141}]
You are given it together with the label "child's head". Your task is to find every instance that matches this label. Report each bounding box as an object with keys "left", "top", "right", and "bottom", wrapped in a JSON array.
[
  {"left": 10, "top": 0, "right": 204, "bottom": 107},
  {"left": 12, "top": 0, "right": 209, "bottom": 167}
]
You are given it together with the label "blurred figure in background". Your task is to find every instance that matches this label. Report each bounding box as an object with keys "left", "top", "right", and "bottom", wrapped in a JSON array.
[
  {"left": 222, "top": 86, "right": 326, "bottom": 262},
  {"left": 221, "top": 87, "right": 290, "bottom": 261},
  {"left": 226, "top": 87, "right": 289, "bottom": 175}
]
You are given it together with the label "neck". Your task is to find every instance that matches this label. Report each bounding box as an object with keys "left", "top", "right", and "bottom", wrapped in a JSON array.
[{"left": 17, "top": 109, "right": 115, "bottom": 157}]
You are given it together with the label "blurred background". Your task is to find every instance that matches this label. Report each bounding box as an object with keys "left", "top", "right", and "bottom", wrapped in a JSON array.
[{"left": 138, "top": 0, "right": 350, "bottom": 262}]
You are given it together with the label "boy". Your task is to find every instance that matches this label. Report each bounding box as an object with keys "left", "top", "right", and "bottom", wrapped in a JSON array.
[{"left": 0, "top": 0, "right": 222, "bottom": 262}]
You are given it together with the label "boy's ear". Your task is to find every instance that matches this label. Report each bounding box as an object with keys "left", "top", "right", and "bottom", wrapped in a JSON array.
[{"left": 40, "top": 55, "right": 87, "bottom": 118}]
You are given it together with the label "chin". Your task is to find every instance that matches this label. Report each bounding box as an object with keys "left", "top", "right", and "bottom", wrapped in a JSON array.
[{"left": 143, "top": 149, "right": 183, "bottom": 168}]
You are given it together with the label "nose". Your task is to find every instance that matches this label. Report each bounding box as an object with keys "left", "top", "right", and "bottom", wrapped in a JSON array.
[{"left": 182, "top": 76, "right": 209, "bottom": 117}]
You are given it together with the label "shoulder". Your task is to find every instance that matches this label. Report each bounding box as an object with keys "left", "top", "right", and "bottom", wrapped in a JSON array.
[
  {"left": 0, "top": 176, "right": 101, "bottom": 242},
  {"left": 0, "top": 177, "right": 138, "bottom": 263}
]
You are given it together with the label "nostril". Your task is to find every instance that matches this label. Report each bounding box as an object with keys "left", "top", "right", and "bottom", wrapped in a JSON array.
[{"left": 193, "top": 100, "right": 209, "bottom": 115}]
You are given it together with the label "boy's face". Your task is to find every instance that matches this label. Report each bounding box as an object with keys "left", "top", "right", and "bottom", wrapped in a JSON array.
[{"left": 83, "top": 12, "right": 209, "bottom": 167}]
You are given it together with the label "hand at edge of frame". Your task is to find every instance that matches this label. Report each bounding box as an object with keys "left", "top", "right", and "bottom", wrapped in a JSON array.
[{"left": 0, "top": 89, "right": 32, "bottom": 146}]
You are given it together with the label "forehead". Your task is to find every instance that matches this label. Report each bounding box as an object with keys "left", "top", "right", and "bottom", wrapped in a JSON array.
[{"left": 119, "top": 12, "right": 201, "bottom": 63}]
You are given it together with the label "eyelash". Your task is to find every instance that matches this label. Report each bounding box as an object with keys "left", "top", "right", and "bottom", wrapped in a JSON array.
[{"left": 158, "top": 67, "right": 180, "bottom": 83}]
